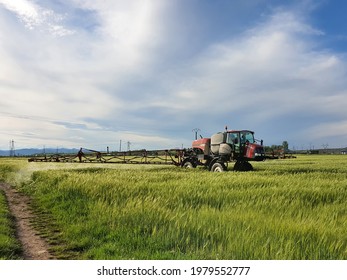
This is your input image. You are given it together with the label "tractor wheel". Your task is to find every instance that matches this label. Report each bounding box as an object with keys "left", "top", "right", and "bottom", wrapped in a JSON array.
[
  {"left": 211, "top": 162, "right": 227, "bottom": 172},
  {"left": 183, "top": 162, "right": 194, "bottom": 168},
  {"left": 234, "top": 161, "right": 253, "bottom": 171},
  {"left": 182, "top": 160, "right": 196, "bottom": 169}
]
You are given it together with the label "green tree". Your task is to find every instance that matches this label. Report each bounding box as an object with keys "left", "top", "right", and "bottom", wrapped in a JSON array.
[{"left": 282, "top": 141, "right": 289, "bottom": 152}]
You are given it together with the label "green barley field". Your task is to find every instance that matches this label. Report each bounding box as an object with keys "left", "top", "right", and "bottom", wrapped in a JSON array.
[{"left": 0, "top": 155, "right": 346, "bottom": 259}]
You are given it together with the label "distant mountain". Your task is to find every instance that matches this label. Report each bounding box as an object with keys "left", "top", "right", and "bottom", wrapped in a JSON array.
[{"left": 0, "top": 148, "right": 79, "bottom": 157}]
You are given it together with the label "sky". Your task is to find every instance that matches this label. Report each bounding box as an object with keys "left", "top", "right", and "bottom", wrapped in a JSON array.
[{"left": 1, "top": 0, "right": 347, "bottom": 151}]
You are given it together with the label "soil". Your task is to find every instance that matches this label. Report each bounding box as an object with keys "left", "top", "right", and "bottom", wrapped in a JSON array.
[{"left": 0, "top": 183, "right": 55, "bottom": 260}]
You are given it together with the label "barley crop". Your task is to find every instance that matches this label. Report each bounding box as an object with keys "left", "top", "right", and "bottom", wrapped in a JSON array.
[{"left": 1, "top": 155, "right": 347, "bottom": 259}]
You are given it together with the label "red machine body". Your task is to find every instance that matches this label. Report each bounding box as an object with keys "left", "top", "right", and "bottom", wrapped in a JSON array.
[{"left": 185, "top": 129, "right": 265, "bottom": 171}]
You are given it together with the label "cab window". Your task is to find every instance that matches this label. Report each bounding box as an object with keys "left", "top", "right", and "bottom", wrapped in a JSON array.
[
  {"left": 241, "top": 132, "right": 254, "bottom": 144},
  {"left": 226, "top": 132, "right": 239, "bottom": 144}
]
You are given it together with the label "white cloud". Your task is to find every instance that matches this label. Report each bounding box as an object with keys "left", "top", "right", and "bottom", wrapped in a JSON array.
[
  {"left": 0, "top": 0, "right": 74, "bottom": 36},
  {"left": 123, "top": 8, "right": 347, "bottom": 148},
  {"left": 0, "top": 0, "right": 175, "bottom": 149},
  {"left": 0, "top": 1, "right": 154, "bottom": 119},
  {"left": 1, "top": 1, "right": 347, "bottom": 150},
  {"left": 0, "top": 0, "right": 39, "bottom": 28},
  {"left": 160, "top": 10, "right": 347, "bottom": 124}
]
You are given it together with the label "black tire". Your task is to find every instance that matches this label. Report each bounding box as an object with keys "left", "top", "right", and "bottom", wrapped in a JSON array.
[
  {"left": 211, "top": 162, "right": 227, "bottom": 172},
  {"left": 234, "top": 160, "right": 253, "bottom": 171}
]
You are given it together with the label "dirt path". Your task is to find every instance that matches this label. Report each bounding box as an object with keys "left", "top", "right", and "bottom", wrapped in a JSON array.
[{"left": 0, "top": 183, "right": 55, "bottom": 260}]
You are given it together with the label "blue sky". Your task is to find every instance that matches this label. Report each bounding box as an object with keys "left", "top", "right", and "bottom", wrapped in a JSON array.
[{"left": 0, "top": 0, "right": 347, "bottom": 151}]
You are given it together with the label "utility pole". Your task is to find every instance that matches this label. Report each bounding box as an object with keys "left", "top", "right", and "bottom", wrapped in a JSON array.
[
  {"left": 9, "top": 140, "right": 15, "bottom": 157},
  {"left": 127, "top": 141, "right": 131, "bottom": 151},
  {"left": 119, "top": 140, "right": 122, "bottom": 152}
]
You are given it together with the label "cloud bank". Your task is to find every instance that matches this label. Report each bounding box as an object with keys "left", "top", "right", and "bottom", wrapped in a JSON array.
[{"left": 1, "top": 0, "right": 347, "bottom": 151}]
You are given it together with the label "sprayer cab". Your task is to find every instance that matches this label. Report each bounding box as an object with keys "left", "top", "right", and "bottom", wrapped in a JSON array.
[{"left": 211, "top": 130, "right": 265, "bottom": 161}]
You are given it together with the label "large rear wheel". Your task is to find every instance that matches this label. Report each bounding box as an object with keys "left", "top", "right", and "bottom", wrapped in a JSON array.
[{"left": 234, "top": 160, "right": 253, "bottom": 171}]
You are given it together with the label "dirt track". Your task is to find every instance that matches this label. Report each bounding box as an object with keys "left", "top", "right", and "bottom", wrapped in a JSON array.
[{"left": 0, "top": 183, "right": 54, "bottom": 260}]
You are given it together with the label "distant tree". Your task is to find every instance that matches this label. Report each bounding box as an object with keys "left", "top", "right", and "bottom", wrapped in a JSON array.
[{"left": 282, "top": 141, "right": 289, "bottom": 152}]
